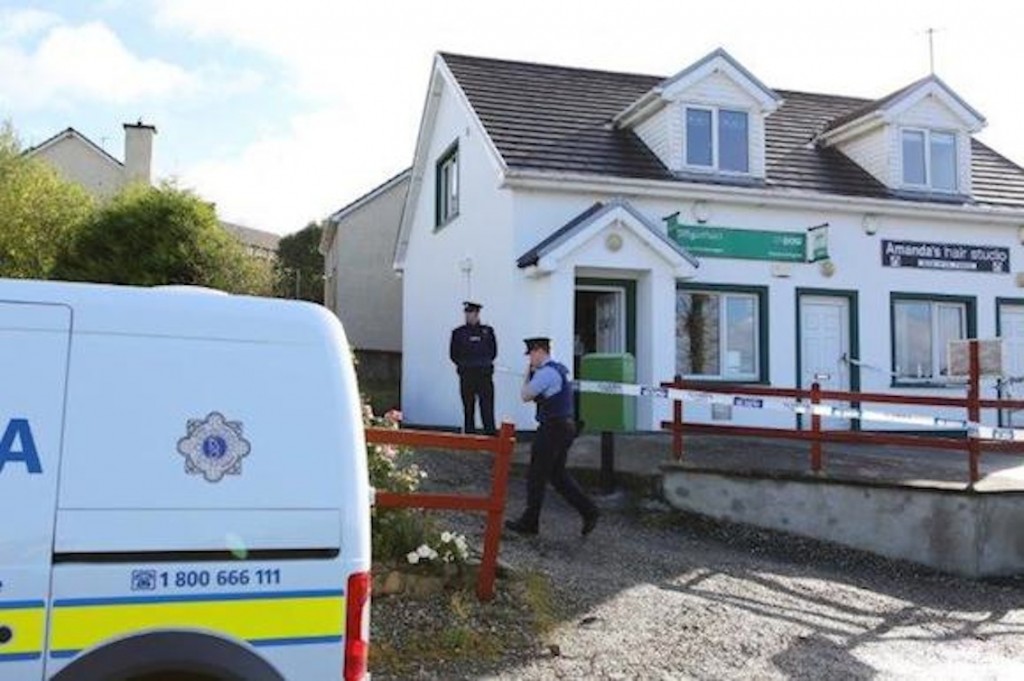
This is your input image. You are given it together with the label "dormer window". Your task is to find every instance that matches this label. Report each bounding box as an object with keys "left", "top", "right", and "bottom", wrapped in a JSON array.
[
  {"left": 685, "top": 107, "right": 749, "bottom": 173},
  {"left": 901, "top": 128, "right": 957, "bottom": 192}
]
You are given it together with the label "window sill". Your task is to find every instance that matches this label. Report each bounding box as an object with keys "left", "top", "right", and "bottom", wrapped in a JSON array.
[{"left": 889, "top": 380, "right": 962, "bottom": 390}]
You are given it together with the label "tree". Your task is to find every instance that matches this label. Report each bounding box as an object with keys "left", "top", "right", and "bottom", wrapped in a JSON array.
[
  {"left": 53, "top": 181, "right": 274, "bottom": 295},
  {"left": 0, "top": 121, "right": 95, "bottom": 279},
  {"left": 275, "top": 221, "right": 324, "bottom": 303}
]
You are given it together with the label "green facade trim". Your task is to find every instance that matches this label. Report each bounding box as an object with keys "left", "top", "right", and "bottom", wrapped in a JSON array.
[
  {"left": 675, "top": 282, "right": 769, "bottom": 384},
  {"left": 889, "top": 291, "right": 977, "bottom": 388},
  {"left": 576, "top": 278, "right": 637, "bottom": 356},
  {"left": 434, "top": 140, "right": 459, "bottom": 230},
  {"left": 795, "top": 288, "right": 861, "bottom": 431}
]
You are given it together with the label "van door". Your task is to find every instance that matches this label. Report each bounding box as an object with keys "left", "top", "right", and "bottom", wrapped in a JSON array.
[{"left": 0, "top": 303, "right": 72, "bottom": 679}]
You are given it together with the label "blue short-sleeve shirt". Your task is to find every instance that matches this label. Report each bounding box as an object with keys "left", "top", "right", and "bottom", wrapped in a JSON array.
[{"left": 526, "top": 363, "right": 563, "bottom": 399}]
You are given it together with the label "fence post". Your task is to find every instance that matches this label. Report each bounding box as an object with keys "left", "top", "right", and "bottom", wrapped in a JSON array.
[
  {"left": 477, "top": 421, "right": 515, "bottom": 601},
  {"left": 672, "top": 374, "right": 684, "bottom": 461},
  {"left": 810, "top": 382, "right": 823, "bottom": 473},
  {"left": 968, "top": 341, "right": 981, "bottom": 485}
]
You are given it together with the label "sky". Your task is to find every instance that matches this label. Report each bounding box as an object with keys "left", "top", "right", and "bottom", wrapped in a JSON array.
[{"left": 1, "top": 0, "right": 1023, "bottom": 236}]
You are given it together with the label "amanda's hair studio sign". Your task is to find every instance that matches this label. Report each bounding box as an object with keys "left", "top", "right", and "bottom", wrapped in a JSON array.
[{"left": 881, "top": 239, "right": 1010, "bottom": 273}]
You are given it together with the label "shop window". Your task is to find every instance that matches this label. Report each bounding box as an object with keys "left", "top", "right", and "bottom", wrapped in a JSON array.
[
  {"left": 676, "top": 285, "right": 767, "bottom": 381},
  {"left": 891, "top": 295, "right": 975, "bottom": 384}
]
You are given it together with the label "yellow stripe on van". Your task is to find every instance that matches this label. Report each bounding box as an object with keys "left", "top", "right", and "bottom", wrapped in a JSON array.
[
  {"left": 0, "top": 601, "right": 45, "bottom": 661},
  {"left": 49, "top": 590, "right": 345, "bottom": 659}
]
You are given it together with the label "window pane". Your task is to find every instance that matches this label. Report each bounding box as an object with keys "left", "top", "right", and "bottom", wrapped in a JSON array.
[
  {"left": 719, "top": 110, "right": 749, "bottom": 173},
  {"left": 894, "top": 301, "right": 932, "bottom": 378},
  {"left": 930, "top": 132, "right": 957, "bottom": 192},
  {"left": 724, "top": 295, "right": 756, "bottom": 375},
  {"left": 448, "top": 155, "right": 459, "bottom": 215},
  {"left": 936, "top": 304, "right": 965, "bottom": 375},
  {"left": 902, "top": 130, "right": 926, "bottom": 185},
  {"left": 677, "top": 291, "right": 720, "bottom": 376},
  {"left": 686, "top": 109, "right": 713, "bottom": 167}
]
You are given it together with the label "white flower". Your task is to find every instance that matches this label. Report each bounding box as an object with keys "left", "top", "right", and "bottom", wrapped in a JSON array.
[
  {"left": 441, "top": 531, "right": 453, "bottom": 543},
  {"left": 407, "top": 552, "right": 420, "bottom": 565},
  {"left": 417, "top": 544, "right": 432, "bottom": 558}
]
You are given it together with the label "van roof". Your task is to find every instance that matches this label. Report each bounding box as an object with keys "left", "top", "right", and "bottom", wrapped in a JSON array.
[{"left": 0, "top": 278, "right": 337, "bottom": 345}]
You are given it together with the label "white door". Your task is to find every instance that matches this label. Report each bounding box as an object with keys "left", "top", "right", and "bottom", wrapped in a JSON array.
[
  {"left": 800, "top": 296, "right": 850, "bottom": 430},
  {"left": 594, "top": 291, "right": 625, "bottom": 354},
  {"left": 0, "top": 303, "right": 72, "bottom": 678},
  {"left": 999, "top": 305, "right": 1024, "bottom": 426}
]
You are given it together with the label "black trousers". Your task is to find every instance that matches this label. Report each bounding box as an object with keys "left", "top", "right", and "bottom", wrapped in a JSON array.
[
  {"left": 520, "top": 419, "right": 597, "bottom": 527},
  {"left": 459, "top": 368, "right": 495, "bottom": 435}
]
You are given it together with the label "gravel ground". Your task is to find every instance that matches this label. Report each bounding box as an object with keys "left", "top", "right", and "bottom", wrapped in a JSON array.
[{"left": 372, "top": 447, "right": 1024, "bottom": 680}]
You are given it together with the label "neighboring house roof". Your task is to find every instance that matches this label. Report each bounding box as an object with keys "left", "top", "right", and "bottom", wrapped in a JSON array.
[
  {"left": 439, "top": 53, "right": 1024, "bottom": 209},
  {"left": 21, "top": 126, "right": 124, "bottom": 169},
  {"left": 516, "top": 198, "right": 700, "bottom": 270},
  {"left": 327, "top": 167, "right": 412, "bottom": 224},
  {"left": 221, "top": 221, "right": 281, "bottom": 253}
]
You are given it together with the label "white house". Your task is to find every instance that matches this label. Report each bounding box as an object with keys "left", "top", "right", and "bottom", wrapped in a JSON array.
[
  {"left": 321, "top": 168, "right": 410, "bottom": 382},
  {"left": 395, "top": 48, "right": 1024, "bottom": 433},
  {"left": 25, "top": 122, "right": 281, "bottom": 258},
  {"left": 24, "top": 121, "right": 157, "bottom": 197}
]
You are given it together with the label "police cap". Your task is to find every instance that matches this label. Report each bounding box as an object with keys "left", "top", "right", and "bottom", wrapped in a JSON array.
[
  {"left": 523, "top": 337, "right": 551, "bottom": 354},
  {"left": 462, "top": 301, "right": 482, "bottom": 312}
]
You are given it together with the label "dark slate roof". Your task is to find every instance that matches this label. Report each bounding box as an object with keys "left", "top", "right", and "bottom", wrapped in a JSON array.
[
  {"left": 440, "top": 53, "right": 1024, "bottom": 209},
  {"left": 516, "top": 199, "right": 699, "bottom": 269},
  {"left": 221, "top": 221, "right": 281, "bottom": 253}
]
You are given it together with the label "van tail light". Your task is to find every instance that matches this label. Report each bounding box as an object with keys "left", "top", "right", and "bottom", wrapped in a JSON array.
[{"left": 344, "top": 570, "right": 371, "bottom": 681}]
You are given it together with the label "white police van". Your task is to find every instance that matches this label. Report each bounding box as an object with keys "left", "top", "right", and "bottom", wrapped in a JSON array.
[{"left": 0, "top": 278, "right": 371, "bottom": 680}]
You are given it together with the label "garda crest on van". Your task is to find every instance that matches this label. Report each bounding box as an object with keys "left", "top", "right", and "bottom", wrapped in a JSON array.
[{"left": 176, "top": 412, "right": 251, "bottom": 483}]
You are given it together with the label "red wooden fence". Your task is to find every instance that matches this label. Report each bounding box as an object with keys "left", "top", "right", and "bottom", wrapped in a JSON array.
[
  {"left": 661, "top": 343, "right": 1024, "bottom": 484},
  {"left": 366, "top": 421, "right": 516, "bottom": 601}
]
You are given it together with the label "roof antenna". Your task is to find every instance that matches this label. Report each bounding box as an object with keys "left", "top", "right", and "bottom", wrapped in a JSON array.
[{"left": 925, "top": 27, "right": 941, "bottom": 75}]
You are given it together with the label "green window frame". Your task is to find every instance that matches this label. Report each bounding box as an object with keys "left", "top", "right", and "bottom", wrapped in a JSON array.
[
  {"left": 890, "top": 292, "right": 976, "bottom": 387},
  {"left": 676, "top": 282, "right": 769, "bottom": 383},
  {"left": 435, "top": 141, "right": 459, "bottom": 228}
]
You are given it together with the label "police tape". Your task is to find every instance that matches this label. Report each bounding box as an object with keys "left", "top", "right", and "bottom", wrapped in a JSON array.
[{"left": 573, "top": 379, "right": 1024, "bottom": 443}]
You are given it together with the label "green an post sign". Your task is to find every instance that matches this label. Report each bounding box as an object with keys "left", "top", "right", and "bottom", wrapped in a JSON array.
[{"left": 665, "top": 214, "right": 829, "bottom": 263}]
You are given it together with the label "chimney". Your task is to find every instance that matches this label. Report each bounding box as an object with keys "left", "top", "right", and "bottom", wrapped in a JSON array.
[{"left": 123, "top": 120, "right": 157, "bottom": 185}]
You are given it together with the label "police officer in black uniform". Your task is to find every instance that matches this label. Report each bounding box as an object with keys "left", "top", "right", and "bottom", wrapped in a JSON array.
[
  {"left": 449, "top": 301, "right": 497, "bottom": 435},
  {"left": 505, "top": 336, "right": 599, "bottom": 537}
]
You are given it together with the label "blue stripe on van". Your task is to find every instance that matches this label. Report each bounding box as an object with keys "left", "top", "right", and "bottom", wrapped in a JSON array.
[
  {"left": 0, "top": 599, "right": 45, "bottom": 610},
  {"left": 0, "top": 651, "right": 42, "bottom": 662},
  {"left": 53, "top": 588, "right": 345, "bottom": 608}
]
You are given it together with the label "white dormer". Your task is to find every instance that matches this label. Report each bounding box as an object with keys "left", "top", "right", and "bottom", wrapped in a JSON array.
[
  {"left": 615, "top": 48, "right": 782, "bottom": 179},
  {"left": 816, "top": 76, "right": 986, "bottom": 196}
]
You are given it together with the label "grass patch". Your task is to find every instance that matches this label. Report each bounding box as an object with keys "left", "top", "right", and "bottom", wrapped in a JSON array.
[
  {"left": 520, "top": 570, "right": 559, "bottom": 637},
  {"left": 369, "top": 571, "right": 560, "bottom": 679}
]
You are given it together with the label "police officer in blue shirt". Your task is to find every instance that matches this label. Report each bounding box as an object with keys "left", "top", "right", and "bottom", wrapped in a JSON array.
[
  {"left": 505, "top": 336, "right": 599, "bottom": 536},
  {"left": 449, "top": 301, "right": 497, "bottom": 435}
]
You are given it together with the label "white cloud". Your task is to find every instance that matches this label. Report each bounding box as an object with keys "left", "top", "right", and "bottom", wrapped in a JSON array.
[
  {"left": 175, "top": 104, "right": 412, "bottom": 235},
  {"left": 0, "top": 19, "right": 196, "bottom": 109},
  {"left": 0, "top": 8, "right": 61, "bottom": 41}
]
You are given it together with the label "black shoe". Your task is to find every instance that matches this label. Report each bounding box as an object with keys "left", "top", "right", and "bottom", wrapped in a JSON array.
[
  {"left": 504, "top": 518, "right": 538, "bottom": 535},
  {"left": 581, "top": 510, "right": 600, "bottom": 536}
]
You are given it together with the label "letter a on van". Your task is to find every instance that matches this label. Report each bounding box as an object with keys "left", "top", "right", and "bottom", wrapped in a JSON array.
[{"left": 0, "top": 278, "right": 371, "bottom": 681}]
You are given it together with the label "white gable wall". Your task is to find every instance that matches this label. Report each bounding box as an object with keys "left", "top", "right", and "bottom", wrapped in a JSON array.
[
  {"left": 893, "top": 96, "right": 974, "bottom": 195},
  {"left": 400, "top": 73, "right": 520, "bottom": 428},
  {"left": 31, "top": 137, "right": 124, "bottom": 197},
  {"left": 635, "top": 111, "right": 671, "bottom": 169},
  {"left": 837, "top": 127, "right": 891, "bottom": 186}
]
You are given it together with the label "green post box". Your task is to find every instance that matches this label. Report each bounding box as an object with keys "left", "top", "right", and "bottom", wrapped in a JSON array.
[{"left": 579, "top": 353, "right": 636, "bottom": 432}]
